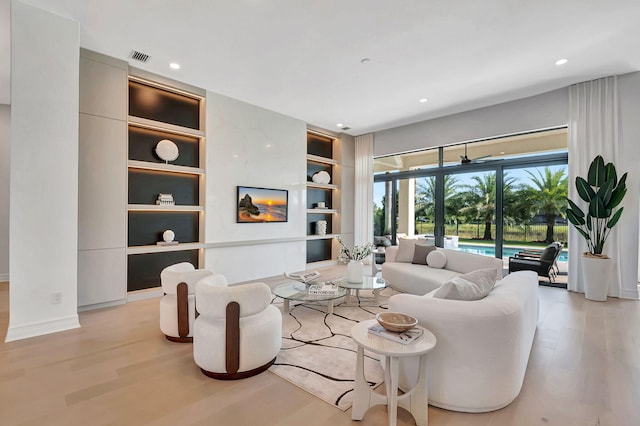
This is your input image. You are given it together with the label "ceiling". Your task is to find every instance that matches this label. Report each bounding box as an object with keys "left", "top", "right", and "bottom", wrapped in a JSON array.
[{"left": 2, "top": 0, "right": 640, "bottom": 136}]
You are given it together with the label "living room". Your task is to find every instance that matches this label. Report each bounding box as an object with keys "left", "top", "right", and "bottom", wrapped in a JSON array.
[{"left": 2, "top": 1, "right": 640, "bottom": 425}]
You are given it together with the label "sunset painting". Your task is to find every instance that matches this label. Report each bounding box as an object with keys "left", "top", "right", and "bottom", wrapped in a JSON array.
[{"left": 237, "top": 186, "right": 288, "bottom": 223}]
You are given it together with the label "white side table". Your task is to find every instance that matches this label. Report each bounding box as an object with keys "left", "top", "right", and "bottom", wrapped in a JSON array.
[{"left": 351, "top": 319, "right": 436, "bottom": 426}]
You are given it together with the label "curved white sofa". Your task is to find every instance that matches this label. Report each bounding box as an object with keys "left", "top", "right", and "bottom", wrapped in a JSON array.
[
  {"left": 382, "top": 245, "right": 504, "bottom": 295},
  {"left": 388, "top": 270, "right": 539, "bottom": 412}
]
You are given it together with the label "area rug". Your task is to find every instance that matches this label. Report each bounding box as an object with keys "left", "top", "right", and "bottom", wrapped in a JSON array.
[{"left": 269, "top": 287, "right": 397, "bottom": 410}]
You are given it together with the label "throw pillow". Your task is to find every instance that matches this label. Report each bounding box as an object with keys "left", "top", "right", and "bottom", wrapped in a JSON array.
[
  {"left": 412, "top": 244, "right": 436, "bottom": 265},
  {"left": 433, "top": 268, "right": 497, "bottom": 300},
  {"left": 426, "top": 250, "right": 447, "bottom": 268},
  {"left": 396, "top": 237, "right": 423, "bottom": 263}
]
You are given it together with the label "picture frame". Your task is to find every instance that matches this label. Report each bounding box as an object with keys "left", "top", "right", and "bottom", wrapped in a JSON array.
[{"left": 236, "top": 186, "right": 288, "bottom": 223}]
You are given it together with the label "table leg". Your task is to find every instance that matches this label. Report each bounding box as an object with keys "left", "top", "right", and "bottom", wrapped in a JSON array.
[
  {"left": 388, "top": 356, "right": 399, "bottom": 426},
  {"left": 373, "top": 288, "right": 381, "bottom": 304},
  {"left": 328, "top": 300, "right": 334, "bottom": 315},
  {"left": 283, "top": 299, "right": 289, "bottom": 312},
  {"left": 410, "top": 354, "right": 429, "bottom": 426},
  {"left": 352, "top": 346, "right": 369, "bottom": 420}
]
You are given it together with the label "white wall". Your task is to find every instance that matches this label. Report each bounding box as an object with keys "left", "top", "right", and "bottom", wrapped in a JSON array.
[
  {"left": 204, "top": 91, "right": 308, "bottom": 283},
  {"left": 617, "top": 72, "right": 640, "bottom": 297},
  {"left": 6, "top": 1, "right": 80, "bottom": 341},
  {"left": 0, "top": 104, "right": 9, "bottom": 281},
  {"left": 374, "top": 88, "right": 569, "bottom": 157}
]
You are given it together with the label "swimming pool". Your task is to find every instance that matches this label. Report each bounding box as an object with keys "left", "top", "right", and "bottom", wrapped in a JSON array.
[{"left": 456, "top": 243, "right": 568, "bottom": 262}]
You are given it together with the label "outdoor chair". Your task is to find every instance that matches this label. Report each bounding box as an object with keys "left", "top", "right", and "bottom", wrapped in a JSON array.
[{"left": 508, "top": 242, "right": 562, "bottom": 282}]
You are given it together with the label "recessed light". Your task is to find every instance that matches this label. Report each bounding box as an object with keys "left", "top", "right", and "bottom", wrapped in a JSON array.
[
  {"left": 232, "top": 154, "right": 239, "bottom": 158},
  {"left": 555, "top": 58, "right": 568, "bottom": 66},
  {"left": 265, "top": 144, "right": 272, "bottom": 148},
  {"left": 500, "top": 151, "right": 505, "bottom": 155},
  {"left": 337, "top": 123, "right": 343, "bottom": 127},
  {"left": 169, "top": 62, "right": 181, "bottom": 69},
  {"left": 419, "top": 98, "right": 428, "bottom": 103}
]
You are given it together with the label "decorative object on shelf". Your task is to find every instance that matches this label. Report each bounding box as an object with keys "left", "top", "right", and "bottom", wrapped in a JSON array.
[
  {"left": 156, "top": 193, "right": 175, "bottom": 206},
  {"left": 155, "top": 139, "right": 180, "bottom": 163},
  {"left": 312, "top": 170, "right": 331, "bottom": 184},
  {"left": 316, "top": 201, "right": 326, "bottom": 209},
  {"left": 163, "top": 229, "right": 175, "bottom": 242},
  {"left": 375, "top": 312, "right": 418, "bottom": 333},
  {"left": 237, "top": 186, "right": 288, "bottom": 223},
  {"left": 316, "top": 220, "right": 327, "bottom": 236},
  {"left": 566, "top": 155, "right": 627, "bottom": 301}
]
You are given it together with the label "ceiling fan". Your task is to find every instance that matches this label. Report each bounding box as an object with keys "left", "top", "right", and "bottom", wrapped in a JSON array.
[{"left": 460, "top": 143, "right": 492, "bottom": 165}]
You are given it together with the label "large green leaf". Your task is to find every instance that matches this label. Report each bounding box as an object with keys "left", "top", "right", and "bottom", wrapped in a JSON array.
[
  {"left": 567, "top": 198, "right": 585, "bottom": 218},
  {"left": 597, "top": 178, "right": 614, "bottom": 205},
  {"left": 575, "top": 176, "right": 595, "bottom": 202},
  {"left": 586, "top": 213, "right": 593, "bottom": 231},
  {"left": 608, "top": 207, "right": 624, "bottom": 228},
  {"left": 576, "top": 227, "right": 591, "bottom": 241},
  {"left": 587, "top": 155, "right": 606, "bottom": 187},
  {"left": 604, "top": 163, "right": 617, "bottom": 187},
  {"left": 566, "top": 208, "right": 585, "bottom": 226},
  {"left": 608, "top": 172, "right": 628, "bottom": 209},
  {"left": 589, "top": 195, "right": 608, "bottom": 218}
]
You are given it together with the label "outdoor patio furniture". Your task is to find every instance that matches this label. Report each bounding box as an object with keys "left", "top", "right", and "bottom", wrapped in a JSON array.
[{"left": 508, "top": 242, "right": 563, "bottom": 282}]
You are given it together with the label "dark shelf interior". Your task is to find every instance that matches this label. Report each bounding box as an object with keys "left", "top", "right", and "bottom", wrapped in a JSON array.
[
  {"left": 128, "top": 211, "right": 199, "bottom": 246},
  {"left": 307, "top": 162, "right": 333, "bottom": 183},
  {"left": 307, "top": 133, "right": 333, "bottom": 158},
  {"left": 129, "top": 80, "right": 200, "bottom": 130},
  {"left": 129, "top": 125, "right": 200, "bottom": 168},
  {"left": 306, "top": 239, "right": 332, "bottom": 263},
  {"left": 128, "top": 169, "right": 199, "bottom": 205},
  {"left": 127, "top": 250, "right": 199, "bottom": 292},
  {"left": 307, "top": 187, "right": 332, "bottom": 210},
  {"left": 307, "top": 214, "right": 332, "bottom": 236}
]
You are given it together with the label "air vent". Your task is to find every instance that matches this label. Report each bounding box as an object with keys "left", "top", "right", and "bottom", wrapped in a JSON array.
[
  {"left": 341, "top": 126, "right": 351, "bottom": 131},
  {"left": 129, "top": 50, "right": 151, "bottom": 63}
]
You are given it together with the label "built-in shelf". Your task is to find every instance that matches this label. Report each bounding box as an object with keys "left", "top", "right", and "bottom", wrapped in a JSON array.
[
  {"left": 127, "top": 116, "right": 204, "bottom": 138},
  {"left": 307, "top": 154, "right": 339, "bottom": 166},
  {"left": 306, "top": 208, "right": 337, "bottom": 214},
  {"left": 306, "top": 233, "right": 341, "bottom": 241},
  {"left": 306, "top": 182, "right": 338, "bottom": 190},
  {"left": 128, "top": 204, "right": 203, "bottom": 212},
  {"left": 128, "top": 160, "right": 204, "bottom": 175},
  {"left": 127, "top": 242, "right": 205, "bottom": 255}
]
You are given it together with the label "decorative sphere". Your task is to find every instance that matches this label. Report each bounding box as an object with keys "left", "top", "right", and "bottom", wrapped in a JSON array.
[{"left": 163, "top": 229, "right": 175, "bottom": 242}]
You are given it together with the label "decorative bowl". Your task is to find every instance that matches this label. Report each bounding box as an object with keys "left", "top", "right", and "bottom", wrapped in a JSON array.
[{"left": 375, "top": 312, "right": 418, "bottom": 333}]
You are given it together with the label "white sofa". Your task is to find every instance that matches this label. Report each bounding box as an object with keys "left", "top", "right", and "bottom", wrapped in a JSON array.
[
  {"left": 388, "top": 270, "right": 539, "bottom": 412},
  {"left": 381, "top": 244, "right": 504, "bottom": 295}
]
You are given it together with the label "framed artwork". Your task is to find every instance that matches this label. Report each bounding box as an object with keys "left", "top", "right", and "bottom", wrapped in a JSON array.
[{"left": 237, "top": 186, "right": 288, "bottom": 223}]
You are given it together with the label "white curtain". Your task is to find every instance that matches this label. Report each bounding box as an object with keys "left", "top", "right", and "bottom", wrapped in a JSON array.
[
  {"left": 354, "top": 134, "right": 374, "bottom": 247},
  {"left": 568, "top": 76, "right": 622, "bottom": 297}
]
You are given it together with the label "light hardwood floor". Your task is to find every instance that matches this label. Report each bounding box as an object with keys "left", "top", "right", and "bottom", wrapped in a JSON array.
[{"left": 1, "top": 269, "right": 639, "bottom": 426}]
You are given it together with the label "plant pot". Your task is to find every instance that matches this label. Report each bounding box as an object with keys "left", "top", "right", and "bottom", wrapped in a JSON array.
[
  {"left": 347, "top": 260, "right": 364, "bottom": 283},
  {"left": 581, "top": 254, "right": 613, "bottom": 302}
]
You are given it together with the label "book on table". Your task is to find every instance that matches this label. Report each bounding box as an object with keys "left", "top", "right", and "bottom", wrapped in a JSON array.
[
  {"left": 368, "top": 323, "right": 423, "bottom": 344},
  {"left": 284, "top": 270, "right": 321, "bottom": 283},
  {"left": 308, "top": 282, "right": 339, "bottom": 295}
]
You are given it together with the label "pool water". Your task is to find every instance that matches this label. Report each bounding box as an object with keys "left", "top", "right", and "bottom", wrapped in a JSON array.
[{"left": 456, "top": 243, "right": 568, "bottom": 262}]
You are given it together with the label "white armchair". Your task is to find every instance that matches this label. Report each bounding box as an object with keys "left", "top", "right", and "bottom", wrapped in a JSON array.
[
  {"left": 159, "top": 262, "right": 216, "bottom": 343},
  {"left": 193, "top": 278, "right": 282, "bottom": 380}
]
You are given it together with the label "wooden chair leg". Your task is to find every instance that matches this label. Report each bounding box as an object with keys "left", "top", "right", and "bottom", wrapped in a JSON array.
[{"left": 226, "top": 302, "right": 240, "bottom": 374}]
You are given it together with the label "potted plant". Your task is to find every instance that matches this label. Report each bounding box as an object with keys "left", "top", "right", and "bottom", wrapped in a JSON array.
[
  {"left": 566, "top": 155, "right": 627, "bottom": 301},
  {"left": 338, "top": 238, "right": 373, "bottom": 283}
]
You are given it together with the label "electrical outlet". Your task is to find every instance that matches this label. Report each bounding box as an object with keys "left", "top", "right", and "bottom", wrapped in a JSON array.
[{"left": 51, "top": 291, "right": 62, "bottom": 304}]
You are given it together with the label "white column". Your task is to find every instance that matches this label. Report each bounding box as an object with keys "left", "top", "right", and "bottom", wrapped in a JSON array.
[
  {"left": 397, "top": 178, "right": 415, "bottom": 236},
  {"left": 6, "top": 1, "right": 80, "bottom": 341}
]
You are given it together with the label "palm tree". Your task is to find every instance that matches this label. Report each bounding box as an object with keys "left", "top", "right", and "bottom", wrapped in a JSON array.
[
  {"left": 415, "top": 175, "right": 458, "bottom": 227},
  {"left": 460, "top": 173, "right": 515, "bottom": 240},
  {"left": 524, "top": 167, "right": 568, "bottom": 243}
]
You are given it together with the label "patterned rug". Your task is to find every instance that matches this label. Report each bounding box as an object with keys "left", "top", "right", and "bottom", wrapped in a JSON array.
[{"left": 269, "top": 287, "right": 397, "bottom": 410}]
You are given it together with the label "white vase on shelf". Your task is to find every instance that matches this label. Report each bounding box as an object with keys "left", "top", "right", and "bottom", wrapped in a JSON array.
[
  {"left": 347, "top": 260, "right": 364, "bottom": 283},
  {"left": 316, "top": 220, "right": 327, "bottom": 236}
]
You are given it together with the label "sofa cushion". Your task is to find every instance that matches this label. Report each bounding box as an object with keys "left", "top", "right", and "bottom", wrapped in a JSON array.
[
  {"left": 397, "top": 238, "right": 426, "bottom": 263},
  {"left": 427, "top": 250, "right": 447, "bottom": 268},
  {"left": 412, "top": 245, "right": 437, "bottom": 265},
  {"left": 383, "top": 262, "right": 461, "bottom": 295},
  {"left": 433, "top": 268, "right": 497, "bottom": 300}
]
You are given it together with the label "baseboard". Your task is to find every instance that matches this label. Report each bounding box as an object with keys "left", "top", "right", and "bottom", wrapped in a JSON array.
[
  {"left": 127, "top": 287, "right": 163, "bottom": 302},
  {"left": 0, "top": 273, "right": 8, "bottom": 282},
  {"left": 622, "top": 286, "right": 640, "bottom": 300},
  {"left": 4, "top": 314, "right": 80, "bottom": 342},
  {"left": 78, "top": 298, "right": 126, "bottom": 312}
]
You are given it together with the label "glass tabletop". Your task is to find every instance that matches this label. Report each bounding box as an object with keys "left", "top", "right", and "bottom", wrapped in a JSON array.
[
  {"left": 334, "top": 276, "right": 388, "bottom": 290},
  {"left": 273, "top": 281, "right": 348, "bottom": 302}
]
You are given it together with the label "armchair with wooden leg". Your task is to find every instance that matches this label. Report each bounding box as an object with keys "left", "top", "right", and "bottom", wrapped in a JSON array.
[{"left": 159, "top": 262, "right": 218, "bottom": 343}]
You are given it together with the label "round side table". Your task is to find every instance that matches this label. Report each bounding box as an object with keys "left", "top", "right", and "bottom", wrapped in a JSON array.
[{"left": 351, "top": 319, "right": 436, "bottom": 426}]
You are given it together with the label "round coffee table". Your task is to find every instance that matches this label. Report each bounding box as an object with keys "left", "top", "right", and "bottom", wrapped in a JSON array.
[
  {"left": 351, "top": 319, "right": 437, "bottom": 426},
  {"left": 272, "top": 282, "right": 347, "bottom": 315},
  {"left": 335, "top": 276, "right": 388, "bottom": 304}
]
